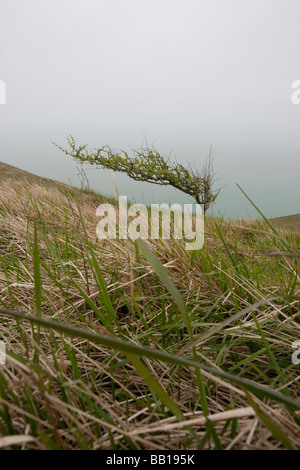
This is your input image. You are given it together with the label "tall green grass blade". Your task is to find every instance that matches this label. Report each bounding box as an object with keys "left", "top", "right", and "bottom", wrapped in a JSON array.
[
  {"left": 236, "top": 184, "right": 292, "bottom": 253},
  {"left": 33, "top": 220, "right": 42, "bottom": 317},
  {"left": 124, "top": 351, "right": 185, "bottom": 421},
  {"left": 136, "top": 239, "right": 210, "bottom": 419},
  {"left": 136, "top": 239, "right": 192, "bottom": 337},
  {"left": 77, "top": 208, "right": 118, "bottom": 328},
  {"left": 181, "top": 297, "right": 278, "bottom": 353}
]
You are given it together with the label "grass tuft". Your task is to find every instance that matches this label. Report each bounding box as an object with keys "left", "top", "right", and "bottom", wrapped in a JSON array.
[{"left": 0, "top": 179, "right": 299, "bottom": 450}]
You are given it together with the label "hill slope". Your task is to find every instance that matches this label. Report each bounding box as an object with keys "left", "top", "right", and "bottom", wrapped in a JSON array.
[
  {"left": 0, "top": 165, "right": 299, "bottom": 449},
  {"left": 0, "top": 161, "right": 73, "bottom": 189},
  {"left": 1, "top": 161, "right": 299, "bottom": 228},
  {"left": 269, "top": 213, "right": 300, "bottom": 229},
  {"left": 0, "top": 160, "right": 109, "bottom": 206}
]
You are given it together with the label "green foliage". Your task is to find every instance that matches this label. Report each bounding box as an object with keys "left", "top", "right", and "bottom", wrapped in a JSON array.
[{"left": 54, "top": 136, "right": 218, "bottom": 213}]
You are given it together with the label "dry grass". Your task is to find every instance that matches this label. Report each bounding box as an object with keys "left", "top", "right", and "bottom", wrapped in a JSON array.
[{"left": 0, "top": 179, "right": 299, "bottom": 450}]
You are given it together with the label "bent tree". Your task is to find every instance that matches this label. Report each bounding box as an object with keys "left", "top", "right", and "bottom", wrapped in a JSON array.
[{"left": 55, "top": 136, "right": 218, "bottom": 213}]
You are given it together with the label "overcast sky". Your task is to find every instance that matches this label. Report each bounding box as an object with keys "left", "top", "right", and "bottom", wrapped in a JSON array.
[{"left": 0, "top": 0, "right": 299, "bottom": 218}]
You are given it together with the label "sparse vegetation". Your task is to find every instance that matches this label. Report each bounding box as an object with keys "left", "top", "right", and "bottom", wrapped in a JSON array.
[
  {"left": 0, "top": 169, "right": 299, "bottom": 450},
  {"left": 270, "top": 214, "right": 300, "bottom": 230}
]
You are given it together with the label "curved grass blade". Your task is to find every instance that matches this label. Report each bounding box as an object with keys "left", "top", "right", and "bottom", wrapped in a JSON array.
[
  {"left": 33, "top": 220, "right": 42, "bottom": 317},
  {"left": 136, "top": 239, "right": 210, "bottom": 424},
  {"left": 181, "top": 297, "right": 279, "bottom": 354},
  {"left": 236, "top": 184, "right": 292, "bottom": 253},
  {"left": 136, "top": 239, "right": 191, "bottom": 337}
]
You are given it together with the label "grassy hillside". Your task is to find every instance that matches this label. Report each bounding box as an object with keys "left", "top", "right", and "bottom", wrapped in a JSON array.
[
  {"left": 0, "top": 161, "right": 68, "bottom": 187},
  {"left": 270, "top": 213, "right": 300, "bottom": 229},
  {"left": 0, "top": 164, "right": 299, "bottom": 450},
  {"left": 0, "top": 160, "right": 109, "bottom": 207}
]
